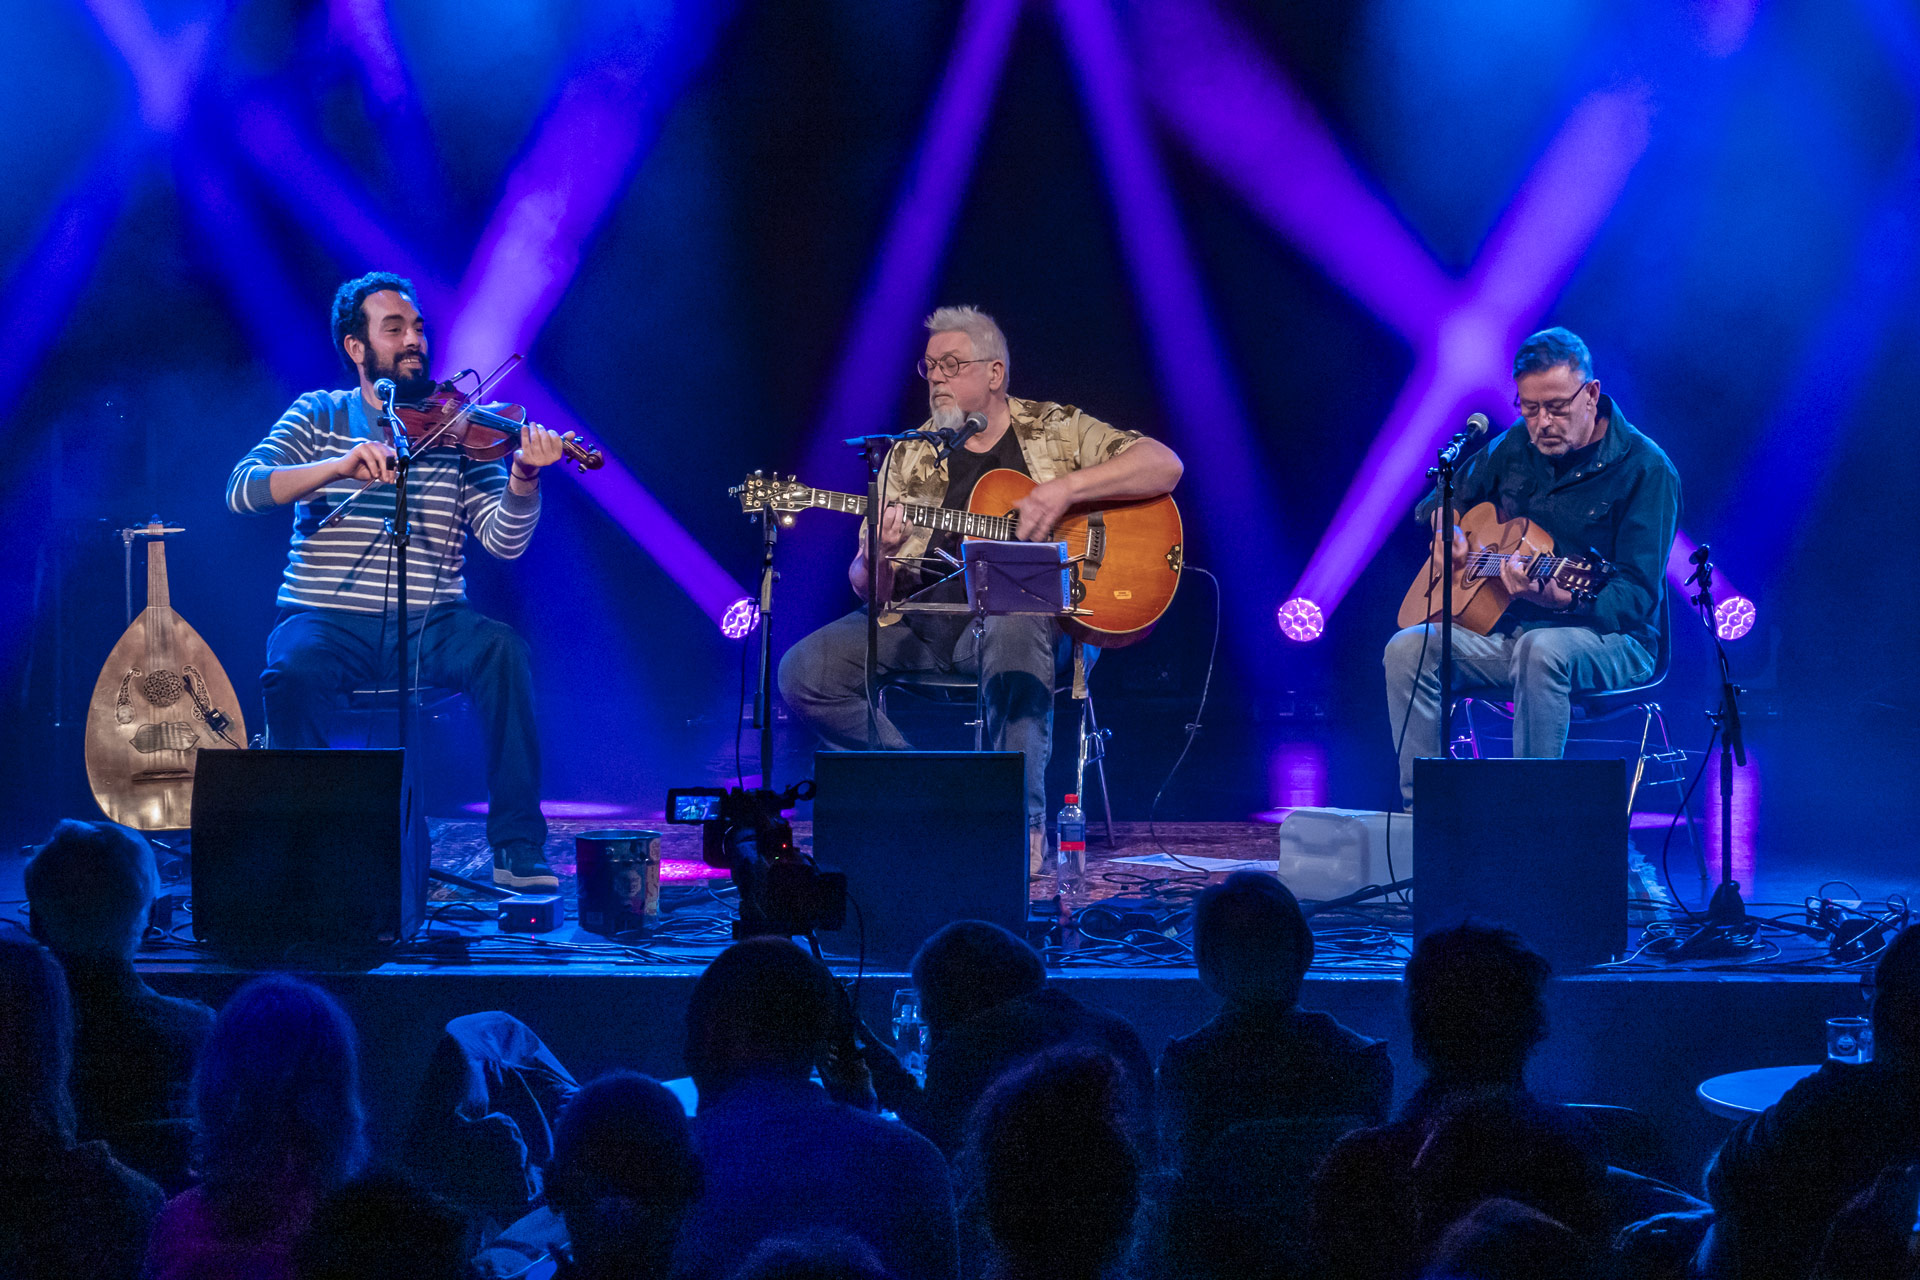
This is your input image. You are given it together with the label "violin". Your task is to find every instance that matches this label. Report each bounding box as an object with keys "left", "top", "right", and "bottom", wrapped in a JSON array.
[
  {"left": 320, "top": 384, "right": 603, "bottom": 528},
  {"left": 393, "top": 387, "right": 604, "bottom": 471}
]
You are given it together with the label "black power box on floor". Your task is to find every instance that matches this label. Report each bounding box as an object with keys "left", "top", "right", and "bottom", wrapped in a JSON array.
[
  {"left": 190, "top": 749, "right": 429, "bottom": 957},
  {"left": 1412, "top": 757, "right": 1629, "bottom": 970},
  {"left": 811, "top": 750, "right": 1027, "bottom": 968}
]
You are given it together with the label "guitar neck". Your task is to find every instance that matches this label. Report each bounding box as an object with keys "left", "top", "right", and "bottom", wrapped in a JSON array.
[
  {"left": 1463, "top": 549, "right": 1579, "bottom": 579},
  {"left": 803, "top": 488, "right": 1020, "bottom": 541}
]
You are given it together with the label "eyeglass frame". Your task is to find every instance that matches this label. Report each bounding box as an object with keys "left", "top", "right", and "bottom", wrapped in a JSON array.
[
  {"left": 916, "top": 354, "right": 996, "bottom": 381},
  {"left": 1513, "top": 378, "right": 1596, "bottom": 422}
]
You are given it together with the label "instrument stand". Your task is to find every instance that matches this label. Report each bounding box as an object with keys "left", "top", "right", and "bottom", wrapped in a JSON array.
[{"left": 1667, "top": 553, "right": 1755, "bottom": 960}]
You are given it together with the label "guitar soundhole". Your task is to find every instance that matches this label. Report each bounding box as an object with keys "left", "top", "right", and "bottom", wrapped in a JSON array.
[{"left": 141, "top": 669, "right": 185, "bottom": 707}]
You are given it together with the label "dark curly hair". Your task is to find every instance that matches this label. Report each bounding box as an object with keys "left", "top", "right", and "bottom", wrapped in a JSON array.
[
  {"left": 330, "top": 272, "right": 419, "bottom": 373},
  {"left": 1405, "top": 919, "right": 1552, "bottom": 1081}
]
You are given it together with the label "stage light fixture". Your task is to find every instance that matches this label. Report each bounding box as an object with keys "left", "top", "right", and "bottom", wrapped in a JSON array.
[
  {"left": 1277, "top": 597, "right": 1325, "bottom": 642},
  {"left": 721, "top": 597, "right": 761, "bottom": 639},
  {"left": 1715, "top": 595, "right": 1757, "bottom": 641}
]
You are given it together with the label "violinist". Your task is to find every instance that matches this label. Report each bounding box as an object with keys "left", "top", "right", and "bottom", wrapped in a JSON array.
[{"left": 225, "top": 271, "right": 564, "bottom": 890}]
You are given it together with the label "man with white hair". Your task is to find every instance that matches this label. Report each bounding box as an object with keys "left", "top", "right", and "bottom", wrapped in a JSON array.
[{"left": 779, "top": 306, "right": 1183, "bottom": 870}]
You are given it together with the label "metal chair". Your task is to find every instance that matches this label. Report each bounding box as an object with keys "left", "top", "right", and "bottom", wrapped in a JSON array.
[
  {"left": 877, "top": 664, "right": 1116, "bottom": 846},
  {"left": 1449, "top": 624, "right": 1707, "bottom": 890}
]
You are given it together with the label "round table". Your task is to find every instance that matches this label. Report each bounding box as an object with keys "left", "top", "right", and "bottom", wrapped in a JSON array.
[{"left": 1696, "top": 1064, "right": 1821, "bottom": 1120}]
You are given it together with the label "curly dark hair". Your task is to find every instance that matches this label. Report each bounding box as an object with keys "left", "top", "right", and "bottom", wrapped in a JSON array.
[
  {"left": 330, "top": 272, "right": 419, "bottom": 373},
  {"left": 1405, "top": 919, "right": 1552, "bottom": 1080}
]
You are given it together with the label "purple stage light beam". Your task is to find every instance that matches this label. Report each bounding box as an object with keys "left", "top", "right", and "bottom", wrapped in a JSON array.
[
  {"left": 328, "top": 0, "right": 411, "bottom": 110},
  {"left": 445, "top": 4, "right": 738, "bottom": 374},
  {"left": 1131, "top": 0, "right": 1658, "bottom": 618},
  {"left": 228, "top": 100, "right": 746, "bottom": 624},
  {"left": 799, "top": 0, "right": 1026, "bottom": 482},
  {"left": 1052, "top": 0, "right": 1281, "bottom": 664},
  {"left": 81, "top": 0, "right": 212, "bottom": 132}
]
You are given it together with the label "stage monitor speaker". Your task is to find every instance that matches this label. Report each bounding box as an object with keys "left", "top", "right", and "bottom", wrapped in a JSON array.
[
  {"left": 190, "top": 749, "right": 428, "bottom": 957},
  {"left": 811, "top": 750, "right": 1027, "bottom": 968},
  {"left": 1412, "top": 758, "right": 1628, "bottom": 970}
]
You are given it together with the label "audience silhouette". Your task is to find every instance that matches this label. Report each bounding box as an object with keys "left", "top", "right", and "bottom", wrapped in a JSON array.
[{"left": 544, "top": 1071, "right": 701, "bottom": 1280}]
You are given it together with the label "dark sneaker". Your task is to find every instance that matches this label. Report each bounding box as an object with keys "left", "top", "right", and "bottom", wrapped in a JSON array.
[{"left": 493, "top": 844, "right": 558, "bottom": 890}]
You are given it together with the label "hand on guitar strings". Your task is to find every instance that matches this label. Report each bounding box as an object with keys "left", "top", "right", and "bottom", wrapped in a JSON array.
[
  {"left": 1499, "top": 551, "right": 1574, "bottom": 610},
  {"left": 336, "top": 440, "right": 397, "bottom": 483},
  {"left": 878, "top": 503, "right": 910, "bottom": 554},
  {"left": 1008, "top": 476, "right": 1074, "bottom": 542}
]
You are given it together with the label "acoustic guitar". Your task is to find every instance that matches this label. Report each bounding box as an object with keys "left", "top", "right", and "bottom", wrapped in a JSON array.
[
  {"left": 1397, "top": 501, "right": 1615, "bottom": 635},
  {"left": 84, "top": 521, "right": 247, "bottom": 830},
  {"left": 731, "top": 468, "right": 1183, "bottom": 647}
]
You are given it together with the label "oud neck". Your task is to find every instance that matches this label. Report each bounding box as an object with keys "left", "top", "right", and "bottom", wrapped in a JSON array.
[{"left": 146, "top": 532, "right": 170, "bottom": 610}]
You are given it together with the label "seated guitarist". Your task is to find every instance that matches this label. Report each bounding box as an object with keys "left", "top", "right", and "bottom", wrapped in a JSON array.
[
  {"left": 1384, "top": 327, "right": 1681, "bottom": 808},
  {"left": 779, "top": 306, "right": 1183, "bottom": 870}
]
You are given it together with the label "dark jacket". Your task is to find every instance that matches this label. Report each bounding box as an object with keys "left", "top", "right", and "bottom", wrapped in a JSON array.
[
  {"left": 58, "top": 954, "right": 214, "bottom": 1194},
  {"left": 0, "top": 1138, "right": 162, "bottom": 1280},
  {"left": 874, "top": 984, "right": 1155, "bottom": 1159},
  {"left": 1704, "top": 1060, "right": 1920, "bottom": 1280},
  {"left": 1158, "top": 1003, "right": 1391, "bottom": 1174},
  {"left": 1415, "top": 397, "right": 1681, "bottom": 663}
]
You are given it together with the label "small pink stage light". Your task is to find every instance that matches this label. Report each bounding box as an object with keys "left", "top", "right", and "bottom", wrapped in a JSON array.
[
  {"left": 1715, "top": 595, "right": 1756, "bottom": 641},
  {"left": 720, "top": 597, "right": 761, "bottom": 639},
  {"left": 1277, "top": 597, "right": 1325, "bottom": 642}
]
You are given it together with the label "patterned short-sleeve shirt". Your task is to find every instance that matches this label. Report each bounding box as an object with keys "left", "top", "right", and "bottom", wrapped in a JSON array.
[{"left": 863, "top": 396, "right": 1145, "bottom": 609}]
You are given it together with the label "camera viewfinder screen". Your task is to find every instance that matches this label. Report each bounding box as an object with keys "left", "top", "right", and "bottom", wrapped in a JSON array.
[{"left": 673, "top": 793, "right": 724, "bottom": 822}]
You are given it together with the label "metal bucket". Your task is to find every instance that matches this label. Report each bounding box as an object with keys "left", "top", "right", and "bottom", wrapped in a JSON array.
[{"left": 574, "top": 829, "right": 662, "bottom": 935}]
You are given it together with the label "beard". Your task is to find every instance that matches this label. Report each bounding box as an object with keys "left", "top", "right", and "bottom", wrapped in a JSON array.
[
  {"left": 930, "top": 405, "right": 964, "bottom": 433},
  {"left": 360, "top": 346, "right": 435, "bottom": 402}
]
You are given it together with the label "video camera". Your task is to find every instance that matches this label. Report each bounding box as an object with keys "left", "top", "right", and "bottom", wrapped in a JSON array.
[{"left": 666, "top": 781, "right": 846, "bottom": 940}]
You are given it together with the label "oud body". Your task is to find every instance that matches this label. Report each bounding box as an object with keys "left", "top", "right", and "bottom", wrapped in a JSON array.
[
  {"left": 84, "top": 523, "right": 247, "bottom": 830},
  {"left": 1397, "top": 501, "right": 1614, "bottom": 636}
]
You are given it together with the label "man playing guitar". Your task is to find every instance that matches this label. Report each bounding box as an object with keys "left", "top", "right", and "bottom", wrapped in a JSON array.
[
  {"left": 1384, "top": 327, "right": 1681, "bottom": 807},
  {"left": 779, "top": 306, "right": 1183, "bottom": 870},
  {"left": 226, "top": 272, "right": 568, "bottom": 889}
]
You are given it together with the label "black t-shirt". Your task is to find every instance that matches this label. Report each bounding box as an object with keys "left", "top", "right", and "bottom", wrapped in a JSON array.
[{"left": 918, "top": 427, "right": 1031, "bottom": 579}]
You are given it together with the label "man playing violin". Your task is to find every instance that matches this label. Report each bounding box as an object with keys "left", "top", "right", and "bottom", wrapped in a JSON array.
[
  {"left": 226, "top": 271, "right": 566, "bottom": 889},
  {"left": 1383, "top": 327, "right": 1681, "bottom": 809},
  {"left": 779, "top": 306, "right": 1184, "bottom": 872}
]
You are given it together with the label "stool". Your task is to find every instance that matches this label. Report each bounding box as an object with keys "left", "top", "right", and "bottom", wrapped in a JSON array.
[
  {"left": 328, "top": 685, "right": 480, "bottom": 813},
  {"left": 878, "top": 668, "right": 1116, "bottom": 846}
]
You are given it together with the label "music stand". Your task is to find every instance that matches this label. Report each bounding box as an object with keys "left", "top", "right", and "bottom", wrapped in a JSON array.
[{"left": 893, "top": 540, "right": 1076, "bottom": 751}]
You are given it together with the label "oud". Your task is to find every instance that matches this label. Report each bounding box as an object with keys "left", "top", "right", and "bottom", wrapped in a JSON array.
[
  {"left": 732, "top": 468, "right": 1183, "bottom": 647},
  {"left": 1398, "top": 502, "right": 1615, "bottom": 635},
  {"left": 84, "top": 521, "right": 247, "bottom": 829}
]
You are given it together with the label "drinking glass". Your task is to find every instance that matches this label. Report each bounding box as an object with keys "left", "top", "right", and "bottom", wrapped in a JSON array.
[{"left": 1827, "top": 1015, "right": 1873, "bottom": 1064}]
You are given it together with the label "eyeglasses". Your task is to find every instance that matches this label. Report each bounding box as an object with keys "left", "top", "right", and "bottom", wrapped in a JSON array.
[
  {"left": 1514, "top": 379, "right": 1594, "bottom": 421},
  {"left": 916, "top": 354, "right": 993, "bottom": 380}
]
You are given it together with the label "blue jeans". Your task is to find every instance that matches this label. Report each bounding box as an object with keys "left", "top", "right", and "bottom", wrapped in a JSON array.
[
  {"left": 778, "top": 609, "right": 1074, "bottom": 827},
  {"left": 261, "top": 603, "right": 545, "bottom": 851},
  {"left": 1383, "top": 623, "right": 1654, "bottom": 808}
]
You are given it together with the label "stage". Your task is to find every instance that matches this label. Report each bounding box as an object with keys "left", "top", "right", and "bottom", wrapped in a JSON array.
[{"left": 21, "top": 816, "right": 1873, "bottom": 1190}]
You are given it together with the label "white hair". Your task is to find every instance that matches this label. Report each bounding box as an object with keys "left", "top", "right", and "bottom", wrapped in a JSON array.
[{"left": 924, "top": 305, "right": 1010, "bottom": 386}]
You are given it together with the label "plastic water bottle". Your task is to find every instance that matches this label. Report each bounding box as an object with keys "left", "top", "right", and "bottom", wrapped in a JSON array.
[{"left": 1055, "top": 793, "right": 1086, "bottom": 898}]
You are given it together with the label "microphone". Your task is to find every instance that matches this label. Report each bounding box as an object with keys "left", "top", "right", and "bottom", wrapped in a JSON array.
[
  {"left": 931, "top": 409, "right": 986, "bottom": 462},
  {"left": 952, "top": 411, "right": 987, "bottom": 448},
  {"left": 374, "top": 377, "right": 397, "bottom": 402},
  {"left": 1464, "top": 411, "right": 1490, "bottom": 438},
  {"left": 1690, "top": 543, "right": 1711, "bottom": 565},
  {"left": 1437, "top": 412, "right": 1490, "bottom": 469}
]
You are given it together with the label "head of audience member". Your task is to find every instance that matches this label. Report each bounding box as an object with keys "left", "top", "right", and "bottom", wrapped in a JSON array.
[
  {"left": 1411, "top": 1094, "right": 1608, "bottom": 1256},
  {"left": 544, "top": 1072, "right": 701, "bottom": 1280},
  {"left": 731, "top": 1229, "right": 896, "bottom": 1280},
  {"left": 193, "top": 975, "right": 368, "bottom": 1227},
  {"left": 685, "top": 937, "right": 837, "bottom": 1099},
  {"left": 1870, "top": 925, "right": 1920, "bottom": 1068},
  {"left": 1193, "top": 871, "right": 1315, "bottom": 1008},
  {"left": 1420, "top": 1197, "right": 1594, "bottom": 1280},
  {"left": 964, "top": 1048, "right": 1140, "bottom": 1280},
  {"left": 910, "top": 920, "right": 1046, "bottom": 1036},
  {"left": 25, "top": 819, "right": 159, "bottom": 963},
  {"left": 0, "top": 926, "right": 76, "bottom": 1152},
  {"left": 1405, "top": 921, "right": 1551, "bottom": 1089},
  {"left": 292, "top": 1170, "right": 471, "bottom": 1280}
]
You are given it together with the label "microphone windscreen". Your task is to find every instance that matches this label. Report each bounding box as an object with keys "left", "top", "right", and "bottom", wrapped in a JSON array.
[
  {"left": 964, "top": 411, "right": 988, "bottom": 432},
  {"left": 1466, "top": 412, "right": 1490, "bottom": 436}
]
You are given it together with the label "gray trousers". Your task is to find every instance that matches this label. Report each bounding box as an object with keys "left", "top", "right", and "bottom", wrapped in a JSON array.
[
  {"left": 1383, "top": 623, "right": 1654, "bottom": 807},
  {"left": 778, "top": 610, "right": 1064, "bottom": 826}
]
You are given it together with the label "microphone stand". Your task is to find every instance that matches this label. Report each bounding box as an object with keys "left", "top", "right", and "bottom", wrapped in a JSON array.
[
  {"left": 380, "top": 380, "right": 414, "bottom": 755},
  {"left": 1429, "top": 427, "right": 1477, "bottom": 759},
  {"left": 753, "top": 504, "right": 780, "bottom": 787},
  {"left": 1668, "top": 551, "right": 1755, "bottom": 958},
  {"left": 844, "top": 419, "right": 978, "bottom": 751}
]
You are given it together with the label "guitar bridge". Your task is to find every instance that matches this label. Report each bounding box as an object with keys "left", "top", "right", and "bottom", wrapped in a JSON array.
[{"left": 1082, "top": 512, "right": 1107, "bottom": 581}]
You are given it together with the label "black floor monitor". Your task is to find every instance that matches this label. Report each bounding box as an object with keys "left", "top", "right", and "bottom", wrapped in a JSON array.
[{"left": 811, "top": 750, "right": 1028, "bottom": 969}]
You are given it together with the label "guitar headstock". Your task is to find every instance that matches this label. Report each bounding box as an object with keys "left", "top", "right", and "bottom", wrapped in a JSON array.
[
  {"left": 730, "top": 471, "right": 813, "bottom": 514},
  {"left": 1554, "top": 552, "right": 1616, "bottom": 598}
]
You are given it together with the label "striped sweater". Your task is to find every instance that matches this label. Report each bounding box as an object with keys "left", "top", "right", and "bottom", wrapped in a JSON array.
[{"left": 227, "top": 389, "right": 541, "bottom": 613}]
